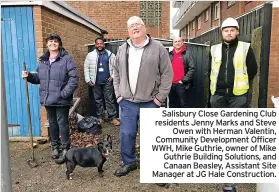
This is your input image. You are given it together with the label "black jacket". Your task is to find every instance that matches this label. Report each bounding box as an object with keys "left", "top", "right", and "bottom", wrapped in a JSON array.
[
  {"left": 209, "top": 38, "right": 258, "bottom": 96},
  {"left": 169, "top": 48, "right": 196, "bottom": 89}
]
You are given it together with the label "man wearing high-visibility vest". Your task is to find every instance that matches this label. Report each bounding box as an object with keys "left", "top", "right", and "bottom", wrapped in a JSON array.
[
  {"left": 210, "top": 18, "right": 257, "bottom": 192},
  {"left": 209, "top": 17, "right": 257, "bottom": 109}
]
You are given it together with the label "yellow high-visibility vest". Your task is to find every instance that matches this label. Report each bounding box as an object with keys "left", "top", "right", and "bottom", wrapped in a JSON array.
[{"left": 210, "top": 41, "right": 250, "bottom": 96}]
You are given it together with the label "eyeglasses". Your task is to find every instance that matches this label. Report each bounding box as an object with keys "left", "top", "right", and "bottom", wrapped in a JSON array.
[{"left": 128, "top": 23, "right": 143, "bottom": 29}]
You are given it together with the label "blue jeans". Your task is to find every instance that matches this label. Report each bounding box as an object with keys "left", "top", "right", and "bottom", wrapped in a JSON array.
[
  {"left": 45, "top": 106, "right": 70, "bottom": 150},
  {"left": 119, "top": 99, "right": 159, "bottom": 165}
]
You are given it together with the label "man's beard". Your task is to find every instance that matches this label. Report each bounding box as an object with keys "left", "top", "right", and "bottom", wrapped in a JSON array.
[
  {"left": 97, "top": 47, "right": 104, "bottom": 52},
  {"left": 223, "top": 36, "right": 236, "bottom": 43}
]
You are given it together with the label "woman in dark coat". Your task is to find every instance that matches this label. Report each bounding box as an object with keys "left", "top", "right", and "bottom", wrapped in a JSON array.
[{"left": 22, "top": 34, "right": 79, "bottom": 161}]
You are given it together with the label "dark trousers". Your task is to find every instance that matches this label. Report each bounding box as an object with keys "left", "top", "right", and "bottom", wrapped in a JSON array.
[
  {"left": 45, "top": 106, "right": 70, "bottom": 150},
  {"left": 210, "top": 93, "right": 248, "bottom": 108},
  {"left": 120, "top": 99, "right": 159, "bottom": 165},
  {"left": 93, "top": 80, "right": 117, "bottom": 120},
  {"left": 168, "top": 83, "right": 188, "bottom": 108}
]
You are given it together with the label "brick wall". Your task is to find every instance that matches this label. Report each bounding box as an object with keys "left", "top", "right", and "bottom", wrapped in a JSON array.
[
  {"left": 267, "top": 8, "right": 279, "bottom": 107},
  {"left": 221, "top": 1, "right": 240, "bottom": 20},
  {"left": 221, "top": 1, "right": 267, "bottom": 20},
  {"left": 212, "top": 2, "right": 220, "bottom": 28},
  {"left": 244, "top": 1, "right": 267, "bottom": 12},
  {"left": 33, "top": 6, "right": 100, "bottom": 136},
  {"left": 196, "top": 8, "right": 211, "bottom": 37},
  {"left": 67, "top": 1, "right": 170, "bottom": 39},
  {"left": 189, "top": 19, "right": 196, "bottom": 39}
]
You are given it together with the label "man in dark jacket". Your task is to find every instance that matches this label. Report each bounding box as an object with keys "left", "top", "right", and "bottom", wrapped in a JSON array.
[
  {"left": 168, "top": 37, "right": 196, "bottom": 108},
  {"left": 209, "top": 18, "right": 257, "bottom": 192},
  {"left": 209, "top": 17, "right": 257, "bottom": 109},
  {"left": 22, "top": 34, "right": 79, "bottom": 162}
]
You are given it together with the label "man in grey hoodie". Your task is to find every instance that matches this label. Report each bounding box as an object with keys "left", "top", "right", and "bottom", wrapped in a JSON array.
[{"left": 113, "top": 16, "right": 173, "bottom": 177}]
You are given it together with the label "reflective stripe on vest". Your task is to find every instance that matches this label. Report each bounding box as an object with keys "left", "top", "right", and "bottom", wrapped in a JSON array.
[{"left": 210, "top": 41, "right": 250, "bottom": 96}]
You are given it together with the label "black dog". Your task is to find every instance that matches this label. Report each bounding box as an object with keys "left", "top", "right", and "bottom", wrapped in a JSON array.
[{"left": 55, "top": 135, "right": 112, "bottom": 180}]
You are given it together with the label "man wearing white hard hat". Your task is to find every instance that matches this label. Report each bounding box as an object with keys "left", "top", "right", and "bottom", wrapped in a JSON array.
[
  {"left": 209, "top": 17, "right": 257, "bottom": 108},
  {"left": 210, "top": 18, "right": 257, "bottom": 192}
]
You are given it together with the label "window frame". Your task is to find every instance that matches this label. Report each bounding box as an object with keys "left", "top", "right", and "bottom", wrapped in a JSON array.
[
  {"left": 204, "top": 9, "right": 209, "bottom": 22},
  {"left": 214, "top": 3, "right": 220, "bottom": 20},
  {"left": 227, "top": 1, "right": 235, "bottom": 8},
  {"left": 198, "top": 17, "right": 201, "bottom": 30}
]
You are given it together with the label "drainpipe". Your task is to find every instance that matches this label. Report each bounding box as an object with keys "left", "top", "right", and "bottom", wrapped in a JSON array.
[{"left": 1, "top": 18, "right": 13, "bottom": 192}]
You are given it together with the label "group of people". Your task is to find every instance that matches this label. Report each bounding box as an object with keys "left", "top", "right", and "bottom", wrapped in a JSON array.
[{"left": 22, "top": 15, "right": 257, "bottom": 191}]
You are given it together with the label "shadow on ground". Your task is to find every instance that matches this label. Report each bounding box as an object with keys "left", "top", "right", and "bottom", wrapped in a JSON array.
[{"left": 10, "top": 123, "right": 256, "bottom": 192}]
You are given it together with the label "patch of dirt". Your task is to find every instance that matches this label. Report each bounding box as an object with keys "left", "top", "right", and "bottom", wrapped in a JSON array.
[{"left": 10, "top": 122, "right": 256, "bottom": 192}]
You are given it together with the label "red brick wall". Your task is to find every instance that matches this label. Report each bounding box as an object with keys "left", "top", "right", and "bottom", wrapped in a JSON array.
[
  {"left": 67, "top": 1, "right": 170, "bottom": 39},
  {"left": 213, "top": 2, "right": 220, "bottom": 28},
  {"left": 244, "top": 1, "right": 267, "bottom": 12},
  {"left": 33, "top": 6, "right": 100, "bottom": 136},
  {"left": 221, "top": 1, "right": 240, "bottom": 20},
  {"left": 221, "top": 1, "right": 266, "bottom": 20},
  {"left": 267, "top": 8, "right": 279, "bottom": 107},
  {"left": 189, "top": 19, "right": 196, "bottom": 39},
  {"left": 196, "top": 8, "right": 211, "bottom": 37}
]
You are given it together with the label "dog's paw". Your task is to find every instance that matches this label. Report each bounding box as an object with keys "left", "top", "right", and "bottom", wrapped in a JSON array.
[
  {"left": 69, "top": 173, "right": 74, "bottom": 180},
  {"left": 98, "top": 173, "right": 104, "bottom": 178}
]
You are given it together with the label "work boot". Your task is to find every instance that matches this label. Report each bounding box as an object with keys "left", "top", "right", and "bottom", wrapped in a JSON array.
[
  {"left": 51, "top": 147, "right": 59, "bottom": 159},
  {"left": 114, "top": 163, "right": 137, "bottom": 177},
  {"left": 156, "top": 183, "right": 166, "bottom": 186},
  {"left": 223, "top": 186, "right": 237, "bottom": 192},
  {"left": 55, "top": 149, "right": 67, "bottom": 164},
  {"left": 110, "top": 119, "right": 120, "bottom": 126},
  {"left": 156, "top": 183, "right": 170, "bottom": 188}
]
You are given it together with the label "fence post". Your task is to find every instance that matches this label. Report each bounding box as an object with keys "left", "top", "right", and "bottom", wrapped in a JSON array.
[
  {"left": 1, "top": 23, "right": 13, "bottom": 192},
  {"left": 258, "top": 3, "right": 272, "bottom": 107}
]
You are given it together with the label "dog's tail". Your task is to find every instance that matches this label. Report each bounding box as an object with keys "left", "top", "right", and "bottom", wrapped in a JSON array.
[{"left": 54, "top": 155, "right": 66, "bottom": 164}]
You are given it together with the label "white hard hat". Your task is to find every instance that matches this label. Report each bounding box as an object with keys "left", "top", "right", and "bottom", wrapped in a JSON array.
[{"left": 221, "top": 17, "right": 239, "bottom": 30}]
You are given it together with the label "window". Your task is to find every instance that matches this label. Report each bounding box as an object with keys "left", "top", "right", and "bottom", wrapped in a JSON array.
[
  {"left": 192, "top": 21, "right": 195, "bottom": 30},
  {"left": 227, "top": 1, "right": 235, "bottom": 7},
  {"left": 214, "top": 3, "right": 220, "bottom": 20},
  {"left": 204, "top": 9, "right": 209, "bottom": 22},
  {"left": 198, "top": 17, "right": 201, "bottom": 30}
]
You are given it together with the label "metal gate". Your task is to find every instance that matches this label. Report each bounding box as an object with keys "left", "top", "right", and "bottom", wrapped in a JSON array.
[{"left": 1, "top": 6, "right": 41, "bottom": 136}]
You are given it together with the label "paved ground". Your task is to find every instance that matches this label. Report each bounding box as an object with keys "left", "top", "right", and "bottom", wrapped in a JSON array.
[{"left": 10, "top": 123, "right": 256, "bottom": 192}]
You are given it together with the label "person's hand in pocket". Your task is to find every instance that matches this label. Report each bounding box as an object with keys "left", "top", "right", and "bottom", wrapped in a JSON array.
[
  {"left": 153, "top": 98, "right": 161, "bottom": 107},
  {"left": 117, "top": 97, "right": 123, "bottom": 104}
]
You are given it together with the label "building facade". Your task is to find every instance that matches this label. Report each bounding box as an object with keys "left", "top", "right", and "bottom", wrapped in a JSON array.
[
  {"left": 172, "top": 1, "right": 279, "bottom": 108},
  {"left": 67, "top": 1, "right": 170, "bottom": 40},
  {"left": 172, "top": 1, "right": 268, "bottom": 40}
]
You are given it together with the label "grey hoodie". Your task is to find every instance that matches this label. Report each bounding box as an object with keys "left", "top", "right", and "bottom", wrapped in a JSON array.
[{"left": 113, "top": 38, "right": 173, "bottom": 103}]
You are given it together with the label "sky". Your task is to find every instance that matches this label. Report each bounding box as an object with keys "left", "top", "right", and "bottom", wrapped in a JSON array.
[{"left": 169, "top": 1, "right": 179, "bottom": 38}]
